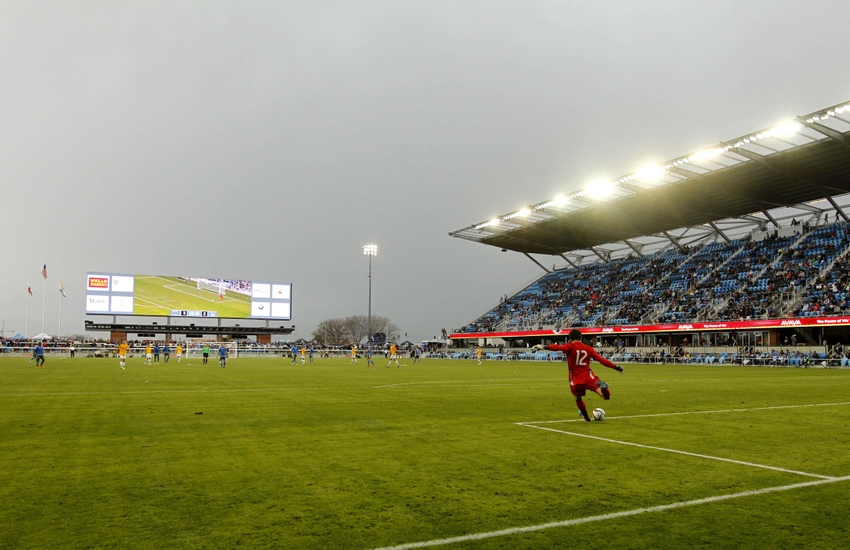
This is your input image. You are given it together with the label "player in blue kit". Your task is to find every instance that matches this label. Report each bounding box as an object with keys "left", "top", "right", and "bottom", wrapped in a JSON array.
[
  {"left": 366, "top": 343, "right": 375, "bottom": 368},
  {"left": 218, "top": 345, "right": 227, "bottom": 368},
  {"left": 33, "top": 342, "right": 46, "bottom": 368}
]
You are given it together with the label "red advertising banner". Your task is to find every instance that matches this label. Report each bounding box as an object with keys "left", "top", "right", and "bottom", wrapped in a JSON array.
[{"left": 450, "top": 316, "right": 850, "bottom": 339}]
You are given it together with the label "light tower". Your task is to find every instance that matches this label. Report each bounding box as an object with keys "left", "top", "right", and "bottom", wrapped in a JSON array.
[{"left": 363, "top": 244, "right": 377, "bottom": 344}]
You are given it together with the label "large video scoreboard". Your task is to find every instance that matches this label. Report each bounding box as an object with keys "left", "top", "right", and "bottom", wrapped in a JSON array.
[{"left": 85, "top": 273, "right": 292, "bottom": 320}]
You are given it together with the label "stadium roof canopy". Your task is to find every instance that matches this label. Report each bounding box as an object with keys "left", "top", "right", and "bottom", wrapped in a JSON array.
[{"left": 450, "top": 99, "right": 850, "bottom": 268}]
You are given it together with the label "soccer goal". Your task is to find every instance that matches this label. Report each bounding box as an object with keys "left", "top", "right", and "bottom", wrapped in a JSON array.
[{"left": 196, "top": 279, "right": 227, "bottom": 296}]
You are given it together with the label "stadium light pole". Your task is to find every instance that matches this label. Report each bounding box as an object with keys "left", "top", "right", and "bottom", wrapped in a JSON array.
[{"left": 363, "top": 244, "right": 377, "bottom": 343}]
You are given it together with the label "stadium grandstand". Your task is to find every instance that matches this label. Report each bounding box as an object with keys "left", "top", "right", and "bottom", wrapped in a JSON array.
[{"left": 450, "top": 99, "right": 850, "bottom": 352}]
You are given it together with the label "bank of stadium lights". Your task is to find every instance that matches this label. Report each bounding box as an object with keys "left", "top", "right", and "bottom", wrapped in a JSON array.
[
  {"left": 622, "top": 164, "right": 666, "bottom": 184},
  {"left": 584, "top": 180, "right": 616, "bottom": 200},
  {"left": 500, "top": 209, "right": 532, "bottom": 222},
  {"left": 807, "top": 103, "right": 850, "bottom": 123},
  {"left": 472, "top": 110, "right": 848, "bottom": 231},
  {"left": 535, "top": 195, "right": 569, "bottom": 210},
  {"left": 660, "top": 120, "right": 808, "bottom": 171}
]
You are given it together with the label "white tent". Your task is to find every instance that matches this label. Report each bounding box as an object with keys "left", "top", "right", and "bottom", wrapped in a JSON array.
[{"left": 31, "top": 333, "right": 52, "bottom": 340}]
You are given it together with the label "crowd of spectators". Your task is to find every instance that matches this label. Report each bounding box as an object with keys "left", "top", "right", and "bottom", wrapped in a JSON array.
[{"left": 460, "top": 220, "right": 850, "bottom": 333}]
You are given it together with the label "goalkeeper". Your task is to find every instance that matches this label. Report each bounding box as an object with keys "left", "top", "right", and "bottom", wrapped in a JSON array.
[{"left": 533, "top": 328, "right": 624, "bottom": 422}]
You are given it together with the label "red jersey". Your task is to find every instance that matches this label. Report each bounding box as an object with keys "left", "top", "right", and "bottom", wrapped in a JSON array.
[{"left": 547, "top": 341, "right": 618, "bottom": 387}]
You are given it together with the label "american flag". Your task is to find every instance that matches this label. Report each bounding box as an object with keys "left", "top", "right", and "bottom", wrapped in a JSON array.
[
  {"left": 41, "top": 264, "right": 47, "bottom": 279},
  {"left": 59, "top": 281, "right": 66, "bottom": 298},
  {"left": 27, "top": 284, "right": 33, "bottom": 296}
]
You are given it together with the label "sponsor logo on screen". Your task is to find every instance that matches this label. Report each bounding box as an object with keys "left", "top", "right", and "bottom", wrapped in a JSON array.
[
  {"left": 86, "top": 294, "right": 110, "bottom": 313},
  {"left": 272, "top": 284, "right": 291, "bottom": 300},
  {"left": 111, "top": 296, "right": 134, "bottom": 313},
  {"left": 252, "top": 283, "right": 271, "bottom": 299},
  {"left": 87, "top": 276, "right": 110, "bottom": 291},
  {"left": 111, "top": 275, "right": 134, "bottom": 293},
  {"left": 251, "top": 301, "right": 271, "bottom": 317}
]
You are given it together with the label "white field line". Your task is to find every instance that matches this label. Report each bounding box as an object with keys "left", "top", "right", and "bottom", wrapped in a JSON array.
[
  {"left": 369, "top": 475, "right": 850, "bottom": 550},
  {"left": 517, "top": 401, "right": 850, "bottom": 425},
  {"left": 519, "top": 424, "right": 834, "bottom": 480},
  {"left": 148, "top": 275, "right": 246, "bottom": 305},
  {"left": 161, "top": 282, "right": 240, "bottom": 305},
  {"left": 133, "top": 295, "right": 175, "bottom": 312}
]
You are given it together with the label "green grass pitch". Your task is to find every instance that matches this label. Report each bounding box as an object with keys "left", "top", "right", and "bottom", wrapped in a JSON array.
[
  {"left": 133, "top": 275, "right": 251, "bottom": 318},
  {"left": 1, "top": 356, "right": 848, "bottom": 549}
]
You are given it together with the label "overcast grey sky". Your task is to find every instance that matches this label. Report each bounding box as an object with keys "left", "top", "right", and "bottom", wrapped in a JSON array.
[{"left": 2, "top": 1, "right": 849, "bottom": 341}]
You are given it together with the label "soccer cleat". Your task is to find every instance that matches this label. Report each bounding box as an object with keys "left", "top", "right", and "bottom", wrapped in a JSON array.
[{"left": 580, "top": 410, "right": 591, "bottom": 422}]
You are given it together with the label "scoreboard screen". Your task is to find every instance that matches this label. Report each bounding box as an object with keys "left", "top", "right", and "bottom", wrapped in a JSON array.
[{"left": 85, "top": 273, "right": 292, "bottom": 320}]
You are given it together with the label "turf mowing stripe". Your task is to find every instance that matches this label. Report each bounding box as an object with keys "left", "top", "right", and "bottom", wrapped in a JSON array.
[
  {"left": 369, "top": 475, "right": 850, "bottom": 550},
  {"left": 0, "top": 387, "right": 336, "bottom": 397},
  {"left": 517, "top": 400, "right": 850, "bottom": 425},
  {"left": 520, "top": 424, "right": 834, "bottom": 479}
]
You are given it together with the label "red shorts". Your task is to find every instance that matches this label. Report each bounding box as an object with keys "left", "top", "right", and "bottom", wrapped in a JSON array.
[
  {"left": 570, "top": 382, "right": 601, "bottom": 397},
  {"left": 570, "top": 371, "right": 600, "bottom": 397}
]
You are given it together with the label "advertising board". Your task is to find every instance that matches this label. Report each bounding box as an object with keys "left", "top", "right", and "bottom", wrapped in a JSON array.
[{"left": 85, "top": 273, "right": 292, "bottom": 320}]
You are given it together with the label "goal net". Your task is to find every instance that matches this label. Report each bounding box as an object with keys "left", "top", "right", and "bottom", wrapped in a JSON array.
[{"left": 197, "top": 279, "right": 226, "bottom": 296}]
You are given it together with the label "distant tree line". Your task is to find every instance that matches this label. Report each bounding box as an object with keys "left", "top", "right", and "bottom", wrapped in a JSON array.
[{"left": 311, "top": 315, "right": 400, "bottom": 345}]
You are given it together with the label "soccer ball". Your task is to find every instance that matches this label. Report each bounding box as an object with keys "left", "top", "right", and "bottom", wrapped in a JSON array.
[{"left": 592, "top": 408, "right": 606, "bottom": 421}]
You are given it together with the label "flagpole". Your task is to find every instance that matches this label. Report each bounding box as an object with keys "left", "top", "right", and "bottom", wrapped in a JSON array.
[
  {"left": 26, "top": 281, "right": 30, "bottom": 338},
  {"left": 58, "top": 294, "right": 62, "bottom": 340},
  {"left": 41, "top": 273, "right": 47, "bottom": 337}
]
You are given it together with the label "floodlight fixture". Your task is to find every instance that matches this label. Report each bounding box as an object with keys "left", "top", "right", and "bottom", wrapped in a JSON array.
[
  {"left": 769, "top": 121, "right": 802, "bottom": 137},
  {"left": 584, "top": 180, "right": 616, "bottom": 200},
  {"left": 634, "top": 164, "right": 666, "bottom": 183},
  {"left": 689, "top": 148, "right": 725, "bottom": 162},
  {"left": 517, "top": 208, "right": 531, "bottom": 217},
  {"left": 552, "top": 195, "right": 568, "bottom": 207},
  {"left": 488, "top": 218, "right": 500, "bottom": 226},
  {"left": 363, "top": 244, "right": 378, "bottom": 256}
]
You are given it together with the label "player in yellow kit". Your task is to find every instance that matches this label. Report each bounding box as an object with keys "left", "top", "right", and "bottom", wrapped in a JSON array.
[
  {"left": 176, "top": 344, "right": 183, "bottom": 363},
  {"left": 300, "top": 345, "right": 307, "bottom": 365},
  {"left": 145, "top": 343, "right": 152, "bottom": 365},
  {"left": 118, "top": 341, "right": 129, "bottom": 369},
  {"left": 350, "top": 345, "right": 358, "bottom": 364},
  {"left": 386, "top": 343, "right": 399, "bottom": 368},
  {"left": 477, "top": 346, "right": 483, "bottom": 365}
]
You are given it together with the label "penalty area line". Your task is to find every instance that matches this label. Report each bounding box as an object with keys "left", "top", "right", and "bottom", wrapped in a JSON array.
[
  {"left": 370, "top": 475, "right": 850, "bottom": 550},
  {"left": 519, "top": 424, "right": 833, "bottom": 479}
]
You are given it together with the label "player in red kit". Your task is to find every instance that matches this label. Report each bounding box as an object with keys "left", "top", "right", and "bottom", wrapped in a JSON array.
[{"left": 534, "top": 328, "right": 624, "bottom": 422}]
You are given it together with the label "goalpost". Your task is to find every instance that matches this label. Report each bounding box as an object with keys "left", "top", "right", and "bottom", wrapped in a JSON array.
[{"left": 197, "top": 279, "right": 227, "bottom": 296}]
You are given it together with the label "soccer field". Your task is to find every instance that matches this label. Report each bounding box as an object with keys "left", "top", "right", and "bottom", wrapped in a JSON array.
[
  {"left": 133, "top": 275, "right": 251, "bottom": 317},
  {"left": 1, "top": 357, "right": 848, "bottom": 549}
]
